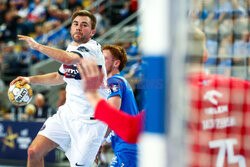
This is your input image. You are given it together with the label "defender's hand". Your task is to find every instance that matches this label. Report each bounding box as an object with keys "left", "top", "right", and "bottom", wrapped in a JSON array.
[
  {"left": 77, "top": 58, "right": 104, "bottom": 92},
  {"left": 18, "top": 35, "right": 40, "bottom": 50}
]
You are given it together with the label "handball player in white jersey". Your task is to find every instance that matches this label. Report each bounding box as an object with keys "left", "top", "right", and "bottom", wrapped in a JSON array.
[{"left": 10, "top": 10, "right": 108, "bottom": 167}]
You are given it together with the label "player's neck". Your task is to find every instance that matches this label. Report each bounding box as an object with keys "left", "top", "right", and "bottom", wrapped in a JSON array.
[
  {"left": 71, "top": 39, "right": 91, "bottom": 46},
  {"left": 108, "top": 70, "right": 120, "bottom": 78}
]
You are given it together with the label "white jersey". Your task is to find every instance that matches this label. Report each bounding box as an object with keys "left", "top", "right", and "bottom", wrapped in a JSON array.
[
  {"left": 58, "top": 39, "right": 108, "bottom": 118},
  {"left": 38, "top": 39, "right": 108, "bottom": 167}
]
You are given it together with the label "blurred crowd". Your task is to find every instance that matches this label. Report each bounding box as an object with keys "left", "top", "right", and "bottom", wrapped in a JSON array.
[{"left": 188, "top": 0, "right": 249, "bottom": 79}]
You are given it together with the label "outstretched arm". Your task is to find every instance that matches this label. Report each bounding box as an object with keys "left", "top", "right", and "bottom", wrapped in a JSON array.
[
  {"left": 18, "top": 35, "right": 81, "bottom": 65},
  {"left": 10, "top": 72, "right": 65, "bottom": 86},
  {"left": 95, "top": 99, "right": 144, "bottom": 143}
]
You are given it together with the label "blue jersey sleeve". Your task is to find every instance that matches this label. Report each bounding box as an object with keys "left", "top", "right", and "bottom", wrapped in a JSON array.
[{"left": 107, "top": 77, "right": 124, "bottom": 99}]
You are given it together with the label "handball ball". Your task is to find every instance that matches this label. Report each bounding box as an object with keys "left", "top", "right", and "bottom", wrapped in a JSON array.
[{"left": 8, "top": 81, "right": 33, "bottom": 106}]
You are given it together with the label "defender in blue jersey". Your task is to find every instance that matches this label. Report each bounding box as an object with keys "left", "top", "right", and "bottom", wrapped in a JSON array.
[{"left": 102, "top": 45, "right": 139, "bottom": 167}]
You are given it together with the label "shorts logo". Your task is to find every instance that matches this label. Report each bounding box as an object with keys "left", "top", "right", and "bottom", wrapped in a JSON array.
[
  {"left": 75, "top": 162, "right": 85, "bottom": 166},
  {"left": 39, "top": 124, "right": 46, "bottom": 131}
]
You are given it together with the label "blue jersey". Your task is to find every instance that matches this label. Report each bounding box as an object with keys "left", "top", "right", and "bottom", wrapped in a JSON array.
[{"left": 107, "top": 74, "right": 139, "bottom": 153}]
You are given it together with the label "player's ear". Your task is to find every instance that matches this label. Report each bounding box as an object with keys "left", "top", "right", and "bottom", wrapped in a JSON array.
[
  {"left": 203, "top": 49, "right": 208, "bottom": 63},
  {"left": 91, "top": 29, "right": 96, "bottom": 38},
  {"left": 114, "top": 60, "right": 121, "bottom": 68}
]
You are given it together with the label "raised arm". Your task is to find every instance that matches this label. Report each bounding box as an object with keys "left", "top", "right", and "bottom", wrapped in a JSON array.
[{"left": 18, "top": 35, "right": 81, "bottom": 65}]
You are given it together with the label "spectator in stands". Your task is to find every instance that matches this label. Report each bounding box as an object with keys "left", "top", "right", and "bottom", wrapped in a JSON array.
[
  {"left": 33, "top": 93, "right": 53, "bottom": 122},
  {"left": 46, "top": 5, "right": 60, "bottom": 22},
  {"left": 0, "top": 0, "right": 7, "bottom": 26},
  {"left": 90, "top": 7, "right": 106, "bottom": 37},
  {"left": 19, "top": 45, "right": 32, "bottom": 75},
  {"left": 27, "top": 0, "right": 46, "bottom": 24},
  {"left": 5, "top": 105, "right": 25, "bottom": 121},
  {"left": 105, "top": 0, "right": 124, "bottom": 25},
  {"left": 67, "top": 0, "right": 82, "bottom": 12},
  {"left": 232, "top": 30, "right": 249, "bottom": 79},
  {"left": 82, "top": 0, "right": 94, "bottom": 9},
  {"left": 24, "top": 103, "right": 36, "bottom": 121},
  {"left": 30, "top": 24, "right": 45, "bottom": 64},
  {"left": 216, "top": 34, "right": 233, "bottom": 77},
  {"left": 122, "top": 41, "right": 138, "bottom": 57},
  {"left": 1, "top": 41, "right": 22, "bottom": 84},
  {"left": 52, "top": 0, "right": 66, "bottom": 10},
  {"left": 0, "top": 72, "right": 5, "bottom": 110},
  {"left": 15, "top": 0, "right": 31, "bottom": 35},
  {"left": 61, "top": 9, "right": 72, "bottom": 23},
  {"left": 120, "top": 1, "right": 130, "bottom": 20},
  {"left": 0, "top": 48, "right": 2, "bottom": 71},
  {"left": 204, "top": 37, "right": 218, "bottom": 73},
  {"left": 124, "top": 56, "right": 145, "bottom": 110},
  {"left": 31, "top": 22, "right": 52, "bottom": 63},
  {"left": 48, "top": 20, "right": 70, "bottom": 49},
  {"left": 0, "top": 11, "right": 19, "bottom": 42}
]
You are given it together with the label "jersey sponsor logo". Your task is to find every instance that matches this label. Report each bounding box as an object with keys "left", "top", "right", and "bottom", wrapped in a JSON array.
[
  {"left": 110, "top": 84, "right": 119, "bottom": 93},
  {"left": 203, "top": 90, "right": 229, "bottom": 115},
  {"left": 77, "top": 46, "right": 89, "bottom": 52},
  {"left": 202, "top": 116, "right": 236, "bottom": 130},
  {"left": 63, "top": 65, "right": 81, "bottom": 80},
  {"left": 203, "top": 90, "right": 222, "bottom": 105},
  {"left": 108, "top": 78, "right": 124, "bottom": 93},
  {"left": 204, "top": 105, "right": 228, "bottom": 115}
]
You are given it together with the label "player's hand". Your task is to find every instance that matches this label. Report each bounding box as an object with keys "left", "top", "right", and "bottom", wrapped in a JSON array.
[
  {"left": 18, "top": 35, "right": 40, "bottom": 50},
  {"left": 10, "top": 76, "right": 30, "bottom": 86},
  {"left": 77, "top": 58, "right": 104, "bottom": 92}
]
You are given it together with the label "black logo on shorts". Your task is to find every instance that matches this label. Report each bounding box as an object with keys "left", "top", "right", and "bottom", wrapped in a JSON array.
[
  {"left": 39, "top": 124, "right": 46, "bottom": 131},
  {"left": 75, "top": 162, "right": 85, "bottom": 166}
]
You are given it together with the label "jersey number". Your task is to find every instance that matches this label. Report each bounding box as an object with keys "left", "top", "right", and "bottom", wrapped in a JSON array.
[{"left": 209, "top": 139, "right": 246, "bottom": 167}]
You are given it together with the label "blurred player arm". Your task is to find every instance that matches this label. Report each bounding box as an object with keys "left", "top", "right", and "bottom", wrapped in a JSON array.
[
  {"left": 18, "top": 35, "right": 81, "bottom": 65},
  {"left": 77, "top": 58, "right": 143, "bottom": 143},
  {"left": 95, "top": 100, "right": 144, "bottom": 143},
  {"left": 107, "top": 96, "right": 121, "bottom": 109},
  {"left": 10, "top": 72, "right": 65, "bottom": 86}
]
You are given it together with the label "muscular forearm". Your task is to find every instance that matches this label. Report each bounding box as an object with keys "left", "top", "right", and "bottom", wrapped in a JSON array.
[
  {"left": 29, "top": 72, "right": 64, "bottom": 86},
  {"left": 37, "top": 44, "right": 81, "bottom": 65},
  {"left": 94, "top": 99, "right": 144, "bottom": 144}
]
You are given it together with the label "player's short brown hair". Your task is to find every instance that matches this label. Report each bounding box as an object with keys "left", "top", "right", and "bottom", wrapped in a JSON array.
[
  {"left": 186, "top": 26, "right": 206, "bottom": 64},
  {"left": 102, "top": 45, "right": 128, "bottom": 71},
  {"left": 71, "top": 10, "right": 96, "bottom": 30}
]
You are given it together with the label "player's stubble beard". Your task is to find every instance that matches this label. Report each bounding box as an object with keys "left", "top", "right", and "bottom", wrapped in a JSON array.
[{"left": 72, "top": 32, "right": 89, "bottom": 44}]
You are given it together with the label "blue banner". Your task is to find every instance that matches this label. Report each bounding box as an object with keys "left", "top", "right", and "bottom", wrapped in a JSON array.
[{"left": 0, "top": 120, "right": 55, "bottom": 162}]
